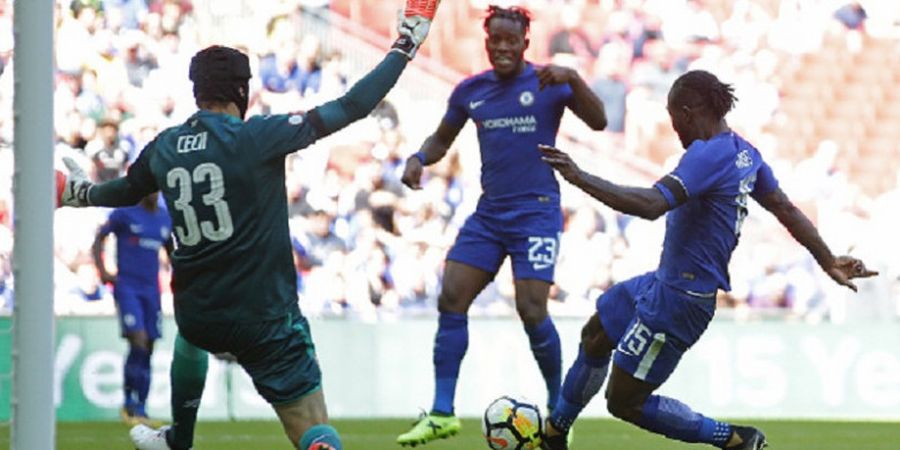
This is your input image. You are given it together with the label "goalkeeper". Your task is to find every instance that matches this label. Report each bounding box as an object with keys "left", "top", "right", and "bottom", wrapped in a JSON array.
[{"left": 58, "top": 2, "right": 441, "bottom": 449}]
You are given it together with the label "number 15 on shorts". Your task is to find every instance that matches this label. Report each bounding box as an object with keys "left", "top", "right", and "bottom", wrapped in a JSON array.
[{"left": 618, "top": 319, "right": 667, "bottom": 381}]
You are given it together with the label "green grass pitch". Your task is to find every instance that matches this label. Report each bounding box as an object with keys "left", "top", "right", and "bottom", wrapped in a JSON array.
[{"left": 1, "top": 418, "right": 898, "bottom": 449}]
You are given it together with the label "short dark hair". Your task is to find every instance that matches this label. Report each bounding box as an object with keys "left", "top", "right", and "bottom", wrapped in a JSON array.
[
  {"left": 671, "top": 70, "right": 737, "bottom": 120},
  {"left": 483, "top": 5, "right": 532, "bottom": 35}
]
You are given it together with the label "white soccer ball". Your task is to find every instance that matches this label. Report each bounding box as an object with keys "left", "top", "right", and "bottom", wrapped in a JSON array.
[{"left": 481, "top": 396, "right": 543, "bottom": 450}]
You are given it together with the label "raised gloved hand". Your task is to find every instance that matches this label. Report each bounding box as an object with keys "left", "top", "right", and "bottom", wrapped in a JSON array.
[
  {"left": 57, "top": 156, "right": 93, "bottom": 207},
  {"left": 403, "top": 0, "right": 441, "bottom": 20},
  {"left": 390, "top": 0, "right": 442, "bottom": 59}
]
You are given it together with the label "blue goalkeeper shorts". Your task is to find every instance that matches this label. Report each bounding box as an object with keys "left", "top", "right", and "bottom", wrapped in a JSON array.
[
  {"left": 596, "top": 272, "right": 715, "bottom": 385},
  {"left": 177, "top": 304, "right": 321, "bottom": 405},
  {"left": 446, "top": 201, "right": 562, "bottom": 282}
]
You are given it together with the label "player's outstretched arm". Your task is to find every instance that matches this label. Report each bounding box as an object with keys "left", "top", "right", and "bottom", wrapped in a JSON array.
[
  {"left": 310, "top": 0, "right": 440, "bottom": 138},
  {"left": 756, "top": 187, "right": 878, "bottom": 291},
  {"left": 536, "top": 65, "right": 607, "bottom": 130},
  {"left": 57, "top": 157, "right": 149, "bottom": 208},
  {"left": 539, "top": 144, "right": 669, "bottom": 219},
  {"left": 401, "top": 120, "right": 462, "bottom": 189}
]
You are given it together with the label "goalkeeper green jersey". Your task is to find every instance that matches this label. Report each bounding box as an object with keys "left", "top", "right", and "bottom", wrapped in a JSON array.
[{"left": 119, "top": 52, "right": 407, "bottom": 324}]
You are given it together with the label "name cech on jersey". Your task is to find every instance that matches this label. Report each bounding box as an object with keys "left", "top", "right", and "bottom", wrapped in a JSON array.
[
  {"left": 480, "top": 115, "right": 537, "bottom": 134},
  {"left": 177, "top": 131, "right": 208, "bottom": 153}
]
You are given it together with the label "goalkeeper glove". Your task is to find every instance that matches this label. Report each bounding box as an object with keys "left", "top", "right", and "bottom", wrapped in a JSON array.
[
  {"left": 390, "top": 0, "right": 442, "bottom": 59},
  {"left": 404, "top": 0, "right": 441, "bottom": 20},
  {"left": 58, "top": 156, "right": 93, "bottom": 207}
]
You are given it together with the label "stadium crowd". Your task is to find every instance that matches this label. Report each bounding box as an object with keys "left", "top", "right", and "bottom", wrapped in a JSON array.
[{"left": 0, "top": 0, "right": 896, "bottom": 323}]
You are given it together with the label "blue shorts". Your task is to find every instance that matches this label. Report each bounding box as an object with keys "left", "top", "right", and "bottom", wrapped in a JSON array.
[
  {"left": 177, "top": 305, "right": 321, "bottom": 405},
  {"left": 596, "top": 272, "right": 715, "bottom": 385},
  {"left": 114, "top": 283, "right": 161, "bottom": 340},
  {"left": 447, "top": 203, "right": 562, "bottom": 282}
]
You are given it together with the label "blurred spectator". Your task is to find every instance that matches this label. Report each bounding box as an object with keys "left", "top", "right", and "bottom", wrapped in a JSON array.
[
  {"left": 294, "top": 34, "right": 323, "bottom": 97},
  {"left": 548, "top": 4, "right": 596, "bottom": 64},
  {"left": 122, "top": 32, "right": 159, "bottom": 87},
  {"left": 590, "top": 41, "right": 630, "bottom": 133},
  {"left": 259, "top": 18, "right": 300, "bottom": 93},
  {"left": 103, "top": 0, "right": 149, "bottom": 30},
  {"left": 86, "top": 118, "right": 129, "bottom": 182},
  {"left": 721, "top": 0, "right": 772, "bottom": 53},
  {"left": 834, "top": 2, "right": 867, "bottom": 30},
  {"left": 295, "top": 208, "right": 347, "bottom": 268}
]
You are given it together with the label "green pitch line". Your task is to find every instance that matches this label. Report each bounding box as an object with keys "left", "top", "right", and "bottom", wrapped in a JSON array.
[{"left": 1, "top": 418, "right": 897, "bottom": 449}]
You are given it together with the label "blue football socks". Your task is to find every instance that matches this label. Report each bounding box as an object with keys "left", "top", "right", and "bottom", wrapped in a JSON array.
[
  {"left": 124, "top": 345, "right": 151, "bottom": 415},
  {"left": 431, "top": 312, "right": 468, "bottom": 415},
  {"left": 298, "top": 423, "right": 343, "bottom": 450},
  {"left": 524, "top": 316, "right": 562, "bottom": 409},
  {"left": 637, "top": 395, "right": 732, "bottom": 447},
  {"left": 551, "top": 347, "right": 610, "bottom": 431}
]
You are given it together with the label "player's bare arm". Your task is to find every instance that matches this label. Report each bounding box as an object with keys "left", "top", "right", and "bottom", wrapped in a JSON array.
[
  {"left": 401, "top": 119, "right": 463, "bottom": 189},
  {"left": 92, "top": 228, "right": 117, "bottom": 285},
  {"left": 756, "top": 187, "right": 877, "bottom": 291},
  {"left": 536, "top": 64, "right": 606, "bottom": 130},
  {"left": 539, "top": 144, "right": 668, "bottom": 220}
]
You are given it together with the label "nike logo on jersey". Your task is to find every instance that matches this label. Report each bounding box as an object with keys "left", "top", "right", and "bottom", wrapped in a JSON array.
[
  {"left": 469, "top": 99, "right": 486, "bottom": 110},
  {"left": 129, "top": 224, "right": 143, "bottom": 233}
]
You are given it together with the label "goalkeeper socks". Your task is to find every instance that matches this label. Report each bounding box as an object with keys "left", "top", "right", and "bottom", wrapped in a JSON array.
[
  {"left": 298, "top": 424, "right": 343, "bottom": 450},
  {"left": 124, "top": 345, "right": 150, "bottom": 414},
  {"left": 524, "top": 317, "right": 562, "bottom": 410},
  {"left": 551, "top": 347, "right": 609, "bottom": 431},
  {"left": 431, "top": 312, "right": 468, "bottom": 415},
  {"left": 169, "top": 334, "right": 208, "bottom": 450},
  {"left": 637, "top": 395, "right": 731, "bottom": 447}
]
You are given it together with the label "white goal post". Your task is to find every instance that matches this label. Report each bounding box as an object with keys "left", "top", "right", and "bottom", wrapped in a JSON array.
[{"left": 11, "top": 0, "right": 55, "bottom": 449}]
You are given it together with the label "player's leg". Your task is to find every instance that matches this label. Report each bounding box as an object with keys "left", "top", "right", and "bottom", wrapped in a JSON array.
[
  {"left": 398, "top": 212, "right": 503, "bottom": 446},
  {"left": 123, "top": 330, "right": 152, "bottom": 421},
  {"left": 116, "top": 286, "right": 152, "bottom": 423},
  {"left": 274, "top": 389, "right": 341, "bottom": 449},
  {"left": 512, "top": 279, "right": 562, "bottom": 410},
  {"left": 396, "top": 260, "right": 494, "bottom": 446},
  {"left": 432, "top": 261, "right": 495, "bottom": 414},
  {"left": 130, "top": 333, "right": 209, "bottom": 450},
  {"left": 505, "top": 206, "right": 565, "bottom": 411},
  {"left": 134, "top": 290, "right": 163, "bottom": 421},
  {"left": 606, "top": 364, "right": 766, "bottom": 449},
  {"left": 228, "top": 308, "right": 342, "bottom": 449},
  {"left": 167, "top": 333, "right": 208, "bottom": 450},
  {"left": 542, "top": 275, "right": 652, "bottom": 450},
  {"left": 603, "top": 282, "right": 765, "bottom": 449}
]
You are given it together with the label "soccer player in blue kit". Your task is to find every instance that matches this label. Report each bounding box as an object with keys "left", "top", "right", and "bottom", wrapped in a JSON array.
[
  {"left": 397, "top": 5, "right": 607, "bottom": 446},
  {"left": 57, "top": 1, "right": 440, "bottom": 448},
  {"left": 537, "top": 70, "right": 878, "bottom": 450},
  {"left": 93, "top": 192, "right": 172, "bottom": 425}
]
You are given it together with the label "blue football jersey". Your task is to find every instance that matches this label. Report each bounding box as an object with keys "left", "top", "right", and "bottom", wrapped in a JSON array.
[
  {"left": 443, "top": 63, "right": 572, "bottom": 205},
  {"left": 653, "top": 132, "right": 779, "bottom": 294},
  {"left": 100, "top": 205, "right": 172, "bottom": 288}
]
